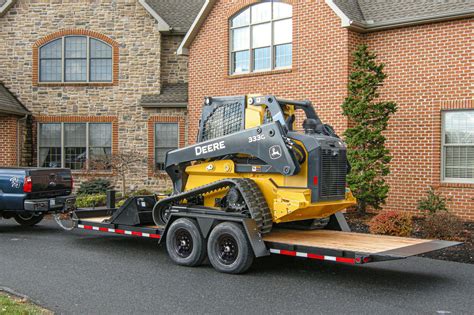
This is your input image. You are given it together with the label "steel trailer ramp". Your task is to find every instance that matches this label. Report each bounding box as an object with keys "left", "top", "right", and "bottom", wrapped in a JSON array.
[{"left": 263, "top": 229, "right": 461, "bottom": 264}]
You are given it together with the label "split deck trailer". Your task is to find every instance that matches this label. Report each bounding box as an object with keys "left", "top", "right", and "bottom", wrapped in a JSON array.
[{"left": 73, "top": 196, "right": 460, "bottom": 274}]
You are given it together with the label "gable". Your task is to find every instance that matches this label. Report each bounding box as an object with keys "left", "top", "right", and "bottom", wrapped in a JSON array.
[{"left": 178, "top": 0, "right": 474, "bottom": 54}]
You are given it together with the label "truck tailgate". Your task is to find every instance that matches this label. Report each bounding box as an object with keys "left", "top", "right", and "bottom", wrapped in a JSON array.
[
  {"left": 263, "top": 229, "right": 461, "bottom": 263},
  {"left": 27, "top": 168, "right": 72, "bottom": 198}
]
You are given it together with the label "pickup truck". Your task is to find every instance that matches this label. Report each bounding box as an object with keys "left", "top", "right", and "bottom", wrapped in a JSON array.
[{"left": 0, "top": 168, "right": 76, "bottom": 226}]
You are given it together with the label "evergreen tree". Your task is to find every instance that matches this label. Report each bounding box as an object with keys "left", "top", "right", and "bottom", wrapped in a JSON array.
[{"left": 342, "top": 44, "right": 397, "bottom": 213}]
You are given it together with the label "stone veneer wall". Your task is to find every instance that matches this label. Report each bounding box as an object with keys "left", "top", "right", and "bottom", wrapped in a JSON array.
[
  {"left": 161, "top": 35, "right": 188, "bottom": 84},
  {"left": 0, "top": 0, "right": 188, "bottom": 192}
]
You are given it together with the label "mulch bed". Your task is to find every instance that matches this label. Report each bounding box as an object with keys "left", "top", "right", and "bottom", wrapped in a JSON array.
[{"left": 344, "top": 212, "right": 474, "bottom": 264}]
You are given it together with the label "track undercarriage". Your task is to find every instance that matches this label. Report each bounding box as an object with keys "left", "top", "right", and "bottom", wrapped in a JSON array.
[{"left": 153, "top": 178, "right": 273, "bottom": 234}]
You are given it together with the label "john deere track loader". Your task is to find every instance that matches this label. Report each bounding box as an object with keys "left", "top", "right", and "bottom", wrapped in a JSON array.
[
  {"left": 73, "top": 94, "right": 460, "bottom": 274},
  {"left": 153, "top": 95, "right": 356, "bottom": 233}
]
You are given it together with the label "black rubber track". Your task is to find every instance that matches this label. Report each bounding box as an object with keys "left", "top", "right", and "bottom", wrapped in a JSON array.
[{"left": 152, "top": 178, "right": 273, "bottom": 234}]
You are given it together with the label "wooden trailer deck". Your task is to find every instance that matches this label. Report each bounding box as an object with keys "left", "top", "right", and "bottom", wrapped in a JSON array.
[
  {"left": 263, "top": 229, "right": 431, "bottom": 256},
  {"left": 76, "top": 212, "right": 460, "bottom": 265}
]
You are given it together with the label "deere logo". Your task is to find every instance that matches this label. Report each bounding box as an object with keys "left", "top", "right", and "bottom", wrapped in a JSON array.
[{"left": 269, "top": 145, "right": 282, "bottom": 160}]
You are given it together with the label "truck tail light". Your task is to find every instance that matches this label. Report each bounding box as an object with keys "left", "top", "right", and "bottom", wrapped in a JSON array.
[{"left": 23, "top": 176, "right": 32, "bottom": 193}]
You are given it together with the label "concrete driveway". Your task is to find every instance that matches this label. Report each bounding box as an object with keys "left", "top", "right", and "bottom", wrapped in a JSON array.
[{"left": 1, "top": 218, "right": 473, "bottom": 314}]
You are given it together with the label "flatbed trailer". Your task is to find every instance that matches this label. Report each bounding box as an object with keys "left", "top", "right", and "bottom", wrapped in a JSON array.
[{"left": 72, "top": 196, "right": 460, "bottom": 274}]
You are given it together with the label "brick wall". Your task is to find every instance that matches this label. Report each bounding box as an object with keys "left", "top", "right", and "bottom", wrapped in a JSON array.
[
  {"left": 0, "top": 0, "right": 187, "bottom": 192},
  {"left": 187, "top": 1, "right": 474, "bottom": 219},
  {"left": 364, "top": 20, "right": 473, "bottom": 219},
  {"left": 0, "top": 116, "right": 18, "bottom": 166},
  {"left": 188, "top": 0, "right": 354, "bottom": 143}
]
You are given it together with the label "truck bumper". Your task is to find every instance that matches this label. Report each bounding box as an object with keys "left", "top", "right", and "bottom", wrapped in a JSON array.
[{"left": 24, "top": 195, "right": 76, "bottom": 213}]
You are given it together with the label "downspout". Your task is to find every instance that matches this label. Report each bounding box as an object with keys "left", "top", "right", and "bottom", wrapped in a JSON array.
[{"left": 17, "top": 114, "right": 29, "bottom": 166}]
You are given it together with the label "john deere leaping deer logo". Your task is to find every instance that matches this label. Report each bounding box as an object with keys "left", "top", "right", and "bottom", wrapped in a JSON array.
[{"left": 269, "top": 145, "right": 282, "bottom": 160}]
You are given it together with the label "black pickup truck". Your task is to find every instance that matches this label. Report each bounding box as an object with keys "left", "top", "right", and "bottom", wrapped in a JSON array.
[{"left": 0, "top": 168, "right": 76, "bottom": 226}]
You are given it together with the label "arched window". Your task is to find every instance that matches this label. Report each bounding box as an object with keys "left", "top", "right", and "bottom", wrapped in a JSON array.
[
  {"left": 39, "top": 36, "right": 113, "bottom": 83},
  {"left": 230, "top": 1, "right": 292, "bottom": 74}
]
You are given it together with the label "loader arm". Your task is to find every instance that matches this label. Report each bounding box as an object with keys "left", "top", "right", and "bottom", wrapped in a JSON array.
[{"left": 165, "top": 121, "right": 300, "bottom": 192}]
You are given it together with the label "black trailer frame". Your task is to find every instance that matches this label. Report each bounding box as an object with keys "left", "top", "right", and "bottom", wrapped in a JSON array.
[{"left": 74, "top": 197, "right": 461, "bottom": 267}]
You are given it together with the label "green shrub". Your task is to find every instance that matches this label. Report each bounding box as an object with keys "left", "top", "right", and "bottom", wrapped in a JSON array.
[
  {"left": 421, "top": 212, "right": 463, "bottom": 240},
  {"left": 116, "top": 199, "right": 126, "bottom": 208},
  {"left": 368, "top": 211, "right": 413, "bottom": 237},
  {"left": 417, "top": 187, "right": 448, "bottom": 215},
  {"left": 78, "top": 179, "right": 111, "bottom": 195},
  {"left": 342, "top": 44, "right": 397, "bottom": 213},
  {"left": 76, "top": 194, "right": 107, "bottom": 208}
]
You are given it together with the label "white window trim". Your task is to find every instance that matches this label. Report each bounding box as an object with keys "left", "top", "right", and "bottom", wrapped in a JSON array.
[
  {"left": 441, "top": 110, "right": 474, "bottom": 184},
  {"left": 154, "top": 122, "right": 180, "bottom": 171},
  {"left": 38, "top": 36, "right": 113, "bottom": 84},
  {"left": 37, "top": 122, "right": 113, "bottom": 171},
  {"left": 229, "top": 1, "right": 292, "bottom": 75}
]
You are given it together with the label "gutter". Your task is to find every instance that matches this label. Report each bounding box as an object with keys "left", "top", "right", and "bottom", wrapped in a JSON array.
[
  {"left": 326, "top": 0, "right": 474, "bottom": 33},
  {"left": 141, "top": 102, "right": 188, "bottom": 108},
  {"left": 349, "top": 11, "right": 474, "bottom": 33},
  {"left": 16, "top": 114, "right": 29, "bottom": 166}
]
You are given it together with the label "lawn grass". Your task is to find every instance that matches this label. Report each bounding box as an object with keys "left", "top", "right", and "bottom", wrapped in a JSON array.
[{"left": 0, "top": 292, "right": 51, "bottom": 315}]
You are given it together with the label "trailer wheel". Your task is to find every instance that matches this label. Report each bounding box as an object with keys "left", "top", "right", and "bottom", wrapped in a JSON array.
[
  {"left": 166, "top": 218, "right": 207, "bottom": 267},
  {"left": 14, "top": 213, "right": 44, "bottom": 226},
  {"left": 207, "top": 222, "right": 254, "bottom": 274}
]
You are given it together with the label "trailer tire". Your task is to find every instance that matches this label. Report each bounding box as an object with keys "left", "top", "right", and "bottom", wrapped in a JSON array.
[
  {"left": 166, "top": 218, "right": 207, "bottom": 267},
  {"left": 14, "top": 213, "right": 44, "bottom": 226},
  {"left": 207, "top": 222, "right": 254, "bottom": 274}
]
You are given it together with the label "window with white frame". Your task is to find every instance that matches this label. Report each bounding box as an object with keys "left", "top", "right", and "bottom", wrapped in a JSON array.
[
  {"left": 38, "top": 123, "right": 112, "bottom": 170},
  {"left": 442, "top": 110, "right": 474, "bottom": 183},
  {"left": 39, "top": 36, "right": 113, "bottom": 83},
  {"left": 155, "top": 123, "right": 179, "bottom": 171},
  {"left": 230, "top": 1, "right": 292, "bottom": 74}
]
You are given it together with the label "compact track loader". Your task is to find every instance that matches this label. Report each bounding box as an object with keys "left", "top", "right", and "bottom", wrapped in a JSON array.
[
  {"left": 72, "top": 94, "right": 460, "bottom": 274},
  {"left": 152, "top": 95, "right": 356, "bottom": 233}
]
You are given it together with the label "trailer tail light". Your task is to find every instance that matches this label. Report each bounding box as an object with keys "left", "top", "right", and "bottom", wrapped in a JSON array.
[
  {"left": 23, "top": 176, "right": 32, "bottom": 193},
  {"left": 313, "top": 176, "right": 318, "bottom": 185}
]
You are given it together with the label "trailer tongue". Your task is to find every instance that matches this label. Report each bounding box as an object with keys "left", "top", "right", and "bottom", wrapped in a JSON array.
[{"left": 73, "top": 197, "right": 460, "bottom": 273}]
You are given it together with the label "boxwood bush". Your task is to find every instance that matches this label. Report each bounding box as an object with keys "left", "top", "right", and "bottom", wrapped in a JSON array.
[{"left": 78, "top": 179, "right": 111, "bottom": 195}]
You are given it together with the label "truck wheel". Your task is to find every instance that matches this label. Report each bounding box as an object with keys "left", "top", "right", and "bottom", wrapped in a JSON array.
[
  {"left": 207, "top": 222, "right": 254, "bottom": 274},
  {"left": 14, "top": 213, "right": 44, "bottom": 226},
  {"left": 166, "top": 218, "right": 207, "bottom": 267}
]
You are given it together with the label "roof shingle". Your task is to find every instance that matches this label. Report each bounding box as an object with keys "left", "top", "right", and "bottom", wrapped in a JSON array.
[
  {"left": 145, "top": 0, "right": 205, "bottom": 33},
  {"left": 334, "top": 0, "right": 474, "bottom": 28},
  {"left": 0, "top": 83, "right": 30, "bottom": 116},
  {"left": 140, "top": 83, "right": 188, "bottom": 108}
]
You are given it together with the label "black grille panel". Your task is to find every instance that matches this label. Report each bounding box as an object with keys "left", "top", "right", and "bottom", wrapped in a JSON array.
[
  {"left": 320, "top": 148, "right": 346, "bottom": 201},
  {"left": 201, "top": 101, "right": 244, "bottom": 141}
]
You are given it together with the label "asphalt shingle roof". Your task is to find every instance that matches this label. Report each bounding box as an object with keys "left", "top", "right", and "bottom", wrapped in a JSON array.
[
  {"left": 0, "top": 83, "right": 30, "bottom": 116},
  {"left": 145, "top": 0, "right": 205, "bottom": 33},
  {"left": 140, "top": 83, "right": 188, "bottom": 108},
  {"left": 334, "top": 0, "right": 474, "bottom": 27}
]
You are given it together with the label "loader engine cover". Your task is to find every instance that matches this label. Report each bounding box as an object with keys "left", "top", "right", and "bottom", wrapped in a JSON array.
[{"left": 289, "top": 132, "right": 347, "bottom": 202}]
